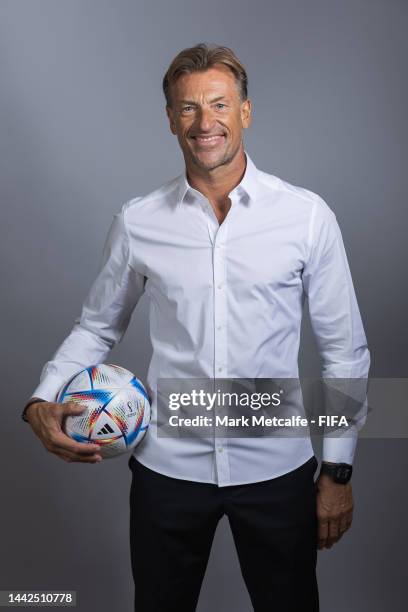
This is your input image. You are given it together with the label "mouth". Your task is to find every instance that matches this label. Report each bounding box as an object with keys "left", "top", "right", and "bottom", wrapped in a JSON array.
[{"left": 190, "top": 134, "right": 226, "bottom": 148}]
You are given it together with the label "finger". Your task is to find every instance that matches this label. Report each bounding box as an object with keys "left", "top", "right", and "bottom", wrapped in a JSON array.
[
  {"left": 53, "top": 448, "right": 102, "bottom": 464},
  {"left": 68, "top": 453, "right": 103, "bottom": 463},
  {"left": 339, "top": 515, "right": 349, "bottom": 534},
  {"left": 317, "top": 539, "right": 327, "bottom": 550},
  {"left": 50, "top": 431, "right": 101, "bottom": 455},
  {"left": 62, "top": 401, "right": 89, "bottom": 415},
  {"left": 325, "top": 538, "right": 337, "bottom": 548},
  {"left": 329, "top": 518, "right": 340, "bottom": 542},
  {"left": 317, "top": 518, "right": 329, "bottom": 549}
]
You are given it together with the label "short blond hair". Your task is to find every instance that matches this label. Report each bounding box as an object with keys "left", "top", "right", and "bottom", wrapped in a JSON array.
[{"left": 163, "top": 42, "right": 248, "bottom": 106}]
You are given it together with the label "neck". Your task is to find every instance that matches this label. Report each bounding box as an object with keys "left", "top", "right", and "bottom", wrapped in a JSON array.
[{"left": 185, "top": 146, "right": 247, "bottom": 206}]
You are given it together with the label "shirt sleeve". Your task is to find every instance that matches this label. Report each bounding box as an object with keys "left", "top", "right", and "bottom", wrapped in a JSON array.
[
  {"left": 302, "top": 199, "right": 370, "bottom": 464},
  {"left": 29, "top": 201, "right": 145, "bottom": 402}
]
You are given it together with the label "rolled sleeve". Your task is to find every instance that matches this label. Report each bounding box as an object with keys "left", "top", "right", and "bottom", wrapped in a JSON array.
[{"left": 30, "top": 202, "right": 145, "bottom": 402}]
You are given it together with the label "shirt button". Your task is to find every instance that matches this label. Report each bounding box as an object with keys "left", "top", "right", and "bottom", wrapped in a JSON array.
[
  {"left": 216, "top": 325, "right": 222, "bottom": 330},
  {"left": 217, "top": 284, "right": 223, "bottom": 290},
  {"left": 218, "top": 447, "right": 224, "bottom": 453},
  {"left": 218, "top": 367, "right": 223, "bottom": 373}
]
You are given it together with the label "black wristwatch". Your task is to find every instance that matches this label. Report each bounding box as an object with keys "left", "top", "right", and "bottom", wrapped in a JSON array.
[{"left": 320, "top": 462, "right": 353, "bottom": 484}]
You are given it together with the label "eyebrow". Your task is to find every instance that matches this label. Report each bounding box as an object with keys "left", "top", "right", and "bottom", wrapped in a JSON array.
[{"left": 179, "top": 96, "right": 227, "bottom": 105}]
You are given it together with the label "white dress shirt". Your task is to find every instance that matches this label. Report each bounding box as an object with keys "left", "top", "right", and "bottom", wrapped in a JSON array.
[{"left": 30, "top": 152, "right": 370, "bottom": 486}]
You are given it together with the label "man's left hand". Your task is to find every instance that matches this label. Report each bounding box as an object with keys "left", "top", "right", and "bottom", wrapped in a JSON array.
[{"left": 315, "top": 474, "right": 354, "bottom": 549}]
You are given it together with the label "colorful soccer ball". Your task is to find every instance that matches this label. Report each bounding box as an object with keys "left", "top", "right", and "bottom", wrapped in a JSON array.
[{"left": 57, "top": 364, "right": 150, "bottom": 459}]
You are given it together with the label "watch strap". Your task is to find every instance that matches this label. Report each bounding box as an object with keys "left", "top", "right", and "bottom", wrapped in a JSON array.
[{"left": 21, "top": 398, "right": 47, "bottom": 423}]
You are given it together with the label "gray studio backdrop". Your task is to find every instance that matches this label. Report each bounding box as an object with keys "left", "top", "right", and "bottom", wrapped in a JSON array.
[{"left": 1, "top": 1, "right": 407, "bottom": 610}]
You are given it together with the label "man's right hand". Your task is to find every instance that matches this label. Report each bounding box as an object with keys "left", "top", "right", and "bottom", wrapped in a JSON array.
[{"left": 26, "top": 401, "right": 103, "bottom": 464}]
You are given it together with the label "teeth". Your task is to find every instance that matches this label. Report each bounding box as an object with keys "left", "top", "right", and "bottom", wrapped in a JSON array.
[{"left": 195, "top": 135, "right": 223, "bottom": 141}]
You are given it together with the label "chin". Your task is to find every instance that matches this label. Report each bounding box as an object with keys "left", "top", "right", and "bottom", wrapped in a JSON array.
[{"left": 191, "top": 150, "right": 232, "bottom": 171}]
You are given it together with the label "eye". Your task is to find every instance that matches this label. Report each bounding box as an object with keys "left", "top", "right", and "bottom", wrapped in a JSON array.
[
  {"left": 215, "top": 103, "right": 227, "bottom": 109},
  {"left": 181, "top": 105, "right": 194, "bottom": 113}
]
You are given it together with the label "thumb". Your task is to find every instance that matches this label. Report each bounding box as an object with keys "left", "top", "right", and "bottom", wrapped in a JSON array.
[{"left": 62, "top": 401, "right": 88, "bottom": 415}]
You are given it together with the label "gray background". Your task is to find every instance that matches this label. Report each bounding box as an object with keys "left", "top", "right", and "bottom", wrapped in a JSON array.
[{"left": 1, "top": 0, "right": 407, "bottom": 610}]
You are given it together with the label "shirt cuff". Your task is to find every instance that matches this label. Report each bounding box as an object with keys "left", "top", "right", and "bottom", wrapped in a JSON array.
[
  {"left": 322, "top": 435, "right": 358, "bottom": 465},
  {"left": 30, "top": 374, "right": 66, "bottom": 403}
]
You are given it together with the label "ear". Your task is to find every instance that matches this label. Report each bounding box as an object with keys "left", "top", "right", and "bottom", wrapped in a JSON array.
[
  {"left": 240, "top": 98, "right": 252, "bottom": 129},
  {"left": 166, "top": 105, "right": 177, "bottom": 135}
]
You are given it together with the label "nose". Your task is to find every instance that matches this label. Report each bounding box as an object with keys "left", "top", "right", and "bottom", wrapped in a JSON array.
[{"left": 196, "top": 106, "right": 216, "bottom": 132}]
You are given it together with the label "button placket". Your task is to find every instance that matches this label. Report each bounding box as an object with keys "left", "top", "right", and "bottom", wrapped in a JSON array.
[
  {"left": 213, "top": 221, "right": 228, "bottom": 377},
  {"left": 202, "top": 200, "right": 219, "bottom": 245},
  {"left": 212, "top": 210, "right": 231, "bottom": 486},
  {"left": 203, "top": 193, "right": 238, "bottom": 486}
]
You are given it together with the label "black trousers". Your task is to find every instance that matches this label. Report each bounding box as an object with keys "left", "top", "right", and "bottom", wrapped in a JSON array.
[{"left": 128, "top": 455, "right": 319, "bottom": 612}]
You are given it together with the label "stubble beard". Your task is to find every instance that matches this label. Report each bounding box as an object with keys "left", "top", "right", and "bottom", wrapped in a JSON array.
[{"left": 188, "top": 139, "right": 242, "bottom": 173}]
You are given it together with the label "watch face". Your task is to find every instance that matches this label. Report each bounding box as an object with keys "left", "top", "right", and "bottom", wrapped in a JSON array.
[{"left": 335, "top": 465, "right": 352, "bottom": 483}]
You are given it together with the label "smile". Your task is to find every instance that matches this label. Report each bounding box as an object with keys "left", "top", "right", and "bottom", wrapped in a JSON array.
[
  {"left": 194, "top": 135, "right": 224, "bottom": 141},
  {"left": 191, "top": 135, "right": 226, "bottom": 147}
]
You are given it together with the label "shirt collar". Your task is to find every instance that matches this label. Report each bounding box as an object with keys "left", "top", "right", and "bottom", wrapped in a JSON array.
[{"left": 176, "top": 150, "right": 259, "bottom": 207}]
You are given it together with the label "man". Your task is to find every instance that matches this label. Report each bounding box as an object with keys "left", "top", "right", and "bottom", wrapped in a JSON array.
[{"left": 23, "top": 43, "right": 370, "bottom": 611}]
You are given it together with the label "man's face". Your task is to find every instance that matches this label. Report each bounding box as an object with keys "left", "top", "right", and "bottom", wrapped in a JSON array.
[{"left": 166, "top": 65, "right": 251, "bottom": 172}]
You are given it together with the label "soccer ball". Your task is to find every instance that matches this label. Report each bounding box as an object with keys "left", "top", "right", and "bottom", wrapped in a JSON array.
[{"left": 57, "top": 364, "right": 151, "bottom": 459}]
